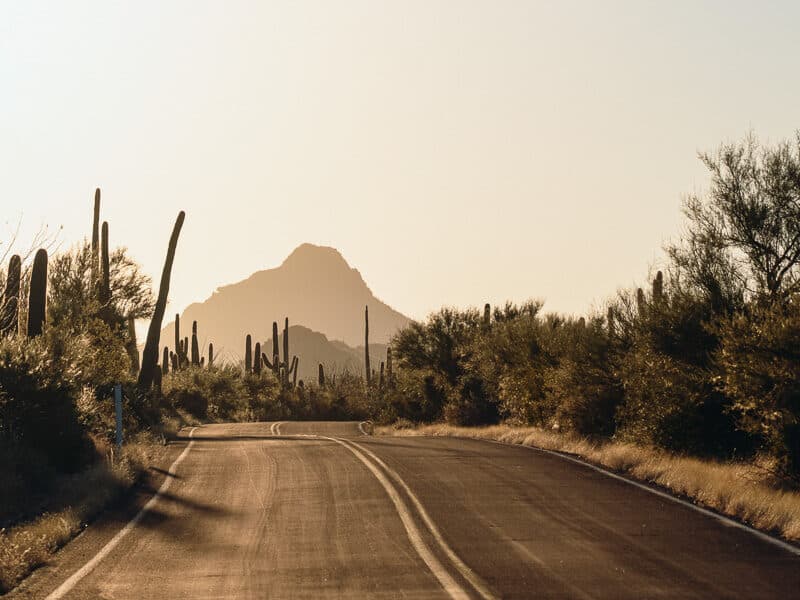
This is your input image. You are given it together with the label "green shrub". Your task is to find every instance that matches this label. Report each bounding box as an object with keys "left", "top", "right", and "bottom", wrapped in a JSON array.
[
  {"left": 716, "top": 300, "right": 800, "bottom": 476},
  {"left": 0, "top": 337, "right": 92, "bottom": 475},
  {"left": 161, "top": 365, "right": 280, "bottom": 421}
]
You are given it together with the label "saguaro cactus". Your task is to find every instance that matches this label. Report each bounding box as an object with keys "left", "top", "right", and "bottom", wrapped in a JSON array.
[
  {"left": 379, "top": 361, "right": 385, "bottom": 391},
  {"left": 126, "top": 315, "right": 140, "bottom": 374},
  {"left": 208, "top": 343, "right": 214, "bottom": 368},
  {"left": 318, "top": 363, "right": 325, "bottom": 387},
  {"left": 191, "top": 321, "right": 200, "bottom": 366},
  {"left": 100, "top": 222, "right": 111, "bottom": 308},
  {"left": 653, "top": 271, "right": 664, "bottom": 303},
  {"left": 91, "top": 188, "right": 101, "bottom": 287},
  {"left": 291, "top": 356, "right": 299, "bottom": 389},
  {"left": 483, "top": 303, "right": 491, "bottom": 328},
  {"left": 254, "top": 342, "right": 262, "bottom": 375},
  {"left": 138, "top": 211, "right": 186, "bottom": 391},
  {"left": 386, "top": 347, "right": 393, "bottom": 388},
  {"left": 174, "top": 314, "right": 181, "bottom": 369},
  {"left": 153, "top": 367, "right": 163, "bottom": 395},
  {"left": 245, "top": 334, "right": 253, "bottom": 373},
  {"left": 27, "top": 249, "right": 48, "bottom": 337},
  {"left": 364, "top": 305, "right": 371, "bottom": 386},
  {"left": 1, "top": 255, "right": 21, "bottom": 337},
  {"left": 282, "top": 318, "right": 290, "bottom": 385},
  {"left": 607, "top": 306, "right": 615, "bottom": 336},
  {"left": 636, "top": 288, "right": 646, "bottom": 317},
  {"left": 162, "top": 346, "right": 170, "bottom": 375},
  {"left": 170, "top": 351, "right": 178, "bottom": 372}
]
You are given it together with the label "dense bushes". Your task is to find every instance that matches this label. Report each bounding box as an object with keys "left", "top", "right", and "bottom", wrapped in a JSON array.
[
  {"left": 716, "top": 301, "right": 800, "bottom": 477},
  {"left": 387, "top": 133, "right": 800, "bottom": 479}
]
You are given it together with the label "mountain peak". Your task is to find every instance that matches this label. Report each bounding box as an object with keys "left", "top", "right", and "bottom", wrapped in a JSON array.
[
  {"left": 160, "top": 244, "right": 410, "bottom": 359},
  {"left": 280, "top": 243, "right": 351, "bottom": 271}
]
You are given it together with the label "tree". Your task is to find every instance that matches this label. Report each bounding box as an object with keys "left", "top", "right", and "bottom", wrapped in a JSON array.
[
  {"left": 48, "top": 242, "right": 155, "bottom": 332},
  {"left": 669, "top": 133, "right": 800, "bottom": 307}
]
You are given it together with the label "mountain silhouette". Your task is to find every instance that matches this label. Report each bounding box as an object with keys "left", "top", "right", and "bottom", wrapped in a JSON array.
[{"left": 159, "top": 243, "right": 410, "bottom": 364}]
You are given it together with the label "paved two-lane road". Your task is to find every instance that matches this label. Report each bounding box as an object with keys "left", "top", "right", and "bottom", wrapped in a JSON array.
[{"left": 12, "top": 422, "right": 800, "bottom": 599}]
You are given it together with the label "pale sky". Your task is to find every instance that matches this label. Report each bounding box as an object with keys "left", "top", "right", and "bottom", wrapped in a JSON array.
[{"left": 2, "top": 1, "right": 798, "bottom": 325}]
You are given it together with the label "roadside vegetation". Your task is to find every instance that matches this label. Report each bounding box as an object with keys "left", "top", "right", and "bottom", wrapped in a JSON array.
[{"left": 379, "top": 133, "right": 800, "bottom": 481}]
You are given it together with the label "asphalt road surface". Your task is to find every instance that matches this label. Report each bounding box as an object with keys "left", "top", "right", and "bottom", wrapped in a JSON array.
[{"left": 11, "top": 421, "right": 800, "bottom": 599}]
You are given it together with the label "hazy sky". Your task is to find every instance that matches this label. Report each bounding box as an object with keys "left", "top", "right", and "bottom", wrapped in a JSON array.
[{"left": 2, "top": 1, "right": 798, "bottom": 325}]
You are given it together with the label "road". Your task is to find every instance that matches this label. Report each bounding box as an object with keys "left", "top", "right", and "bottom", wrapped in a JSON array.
[{"left": 11, "top": 421, "right": 800, "bottom": 599}]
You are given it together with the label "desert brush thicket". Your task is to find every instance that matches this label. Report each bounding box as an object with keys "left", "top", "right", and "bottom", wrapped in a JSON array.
[{"left": 379, "top": 133, "right": 800, "bottom": 484}]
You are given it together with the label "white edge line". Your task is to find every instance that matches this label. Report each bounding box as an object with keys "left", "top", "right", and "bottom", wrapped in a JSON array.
[
  {"left": 346, "top": 439, "right": 497, "bottom": 600},
  {"left": 320, "top": 435, "right": 471, "bottom": 600},
  {"left": 457, "top": 435, "right": 800, "bottom": 558},
  {"left": 45, "top": 427, "right": 198, "bottom": 599}
]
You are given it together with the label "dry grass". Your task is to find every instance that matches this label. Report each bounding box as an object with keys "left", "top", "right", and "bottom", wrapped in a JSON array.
[
  {"left": 376, "top": 423, "right": 800, "bottom": 543},
  {"left": 0, "top": 435, "right": 167, "bottom": 594}
]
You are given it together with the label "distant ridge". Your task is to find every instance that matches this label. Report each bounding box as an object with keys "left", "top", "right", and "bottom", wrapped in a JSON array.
[
  {"left": 262, "top": 324, "right": 388, "bottom": 383},
  {"left": 159, "top": 243, "right": 410, "bottom": 363}
]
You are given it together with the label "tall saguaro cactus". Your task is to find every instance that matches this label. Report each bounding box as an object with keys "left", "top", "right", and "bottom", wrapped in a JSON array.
[
  {"left": 208, "top": 343, "right": 214, "bottom": 368},
  {"left": 254, "top": 342, "right": 262, "bottom": 375},
  {"left": 162, "top": 346, "right": 170, "bottom": 375},
  {"left": 191, "top": 321, "right": 200, "bottom": 366},
  {"left": 1, "top": 255, "right": 21, "bottom": 337},
  {"left": 318, "top": 363, "right": 325, "bottom": 387},
  {"left": 364, "top": 305, "right": 371, "bottom": 386},
  {"left": 27, "top": 249, "right": 48, "bottom": 337},
  {"left": 245, "top": 334, "right": 253, "bottom": 373},
  {"left": 483, "top": 303, "right": 491, "bottom": 328},
  {"left": 138, "top": 211, "right": 186, "bottom": 392},
  {"left": 653, "top": 271, "right": 664, "bottom": 303},
  {"left": 272, "top": 321, "right": 280, "bottom": 377},
  {"left": 126, "top": 315, "right": 140, "bottom": 374},
  {"left": 283, "top": 318, "right": 290, "bottom": 385},
  {"left": 100, "top": 222, "right": 111, "bottom": 308},
  {"left": 386, "top": 347, "right": 393, "bottom": 389},
  {"left": 174, "top": 314, "right": 181, "bottom": 369},
  {"left": 91, "top": 189, "right": 100, "bottom": 289}
]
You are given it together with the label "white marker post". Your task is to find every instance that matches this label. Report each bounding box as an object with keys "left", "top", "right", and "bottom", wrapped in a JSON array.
[{"left": 114, "top": 383, "right": 123, "bottom": 449}]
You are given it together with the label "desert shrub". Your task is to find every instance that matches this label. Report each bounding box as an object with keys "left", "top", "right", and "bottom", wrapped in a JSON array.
[
  {"left": 615, "top": 285, "right": 750, "bottom": 456},
  {"left": 393, "top": 307, "right": 490, "bottom": 424},
  {"left": 161, "top": 365, "right": 280, "bottom": 421},
  {"left": 549, "top": 317, "right": 623, "bottom": 436},
  {"left": 0, "top": 337, "right": 93, "bottom": 521},
  {"left": 716, "top": 300, "right": 800, "bottom": 476},
  {"left": 0, "top": 337, "right": 92, "bottom": 473}
]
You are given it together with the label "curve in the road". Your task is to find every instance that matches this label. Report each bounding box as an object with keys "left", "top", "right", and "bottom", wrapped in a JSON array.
[
  {"left": 321, "top": 435, "right": 477, "bottom": 600},
  {"left": 345, "top": 438, "right": 496, "bottom": 600}
]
